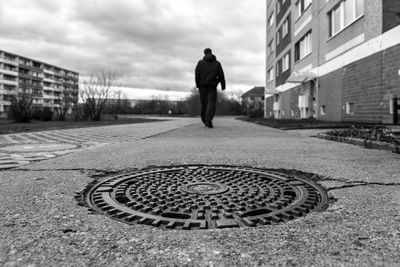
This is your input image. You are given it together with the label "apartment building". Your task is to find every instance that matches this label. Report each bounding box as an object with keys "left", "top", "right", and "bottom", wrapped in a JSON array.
[
  {"left": 265, "top": 0, "right": 400, "bottom": 123},
  {"left": 0, "top": 50, "right": 79, "bottom": 118}
]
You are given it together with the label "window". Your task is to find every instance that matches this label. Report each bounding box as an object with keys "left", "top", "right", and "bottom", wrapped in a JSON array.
[
  {"left": 329, "top": 0, "right": 364, "bottom": 37},
  {"left": 268, "top": 39, "right": 274, "bottom": 56},
  {"left": 268, "top": 67, "right": 275, "bottom": 81},
  {"left": 276, "top": 60, "right": 282, "bottom": 75},
  {"left": 282, "top": 53, "right": 290, "bottom": 72},
  {"left": 277, "top": 30, "right": 281, "bottom": 45},
  {"left": 320, "top": 105, "right": 326, "bottom": 115},
  {"left": 296, "top": 0, "right": 312, "bottom": 17},
  {"left": 268, "top": 12, "right": 274, "bottom": 27},
  {"left": 282, "top": 18, "right": 289, "bottom": 37},
  {"left": 346, "top": 102, "right": 355, "bottom": 114},
  {"left": 277, "top": 1, "right": 281, "bottom": 14},
  {"left": 295, "top": 31, "right": 312, "bottom": 61}
]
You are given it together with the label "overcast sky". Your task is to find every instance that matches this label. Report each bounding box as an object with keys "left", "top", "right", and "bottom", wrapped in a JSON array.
[{"left": 0, "top": 0, "right": 265, "bottom": 97}]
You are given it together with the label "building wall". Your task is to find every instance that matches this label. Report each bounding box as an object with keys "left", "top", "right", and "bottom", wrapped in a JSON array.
[
  {"left": 276, "top": 51, "right": 292, "bottom": 87},
  {"left": 276, "top": 12, "right": 292, "bottom": 56},
  {"left": 280, "top": 89, "right": 291, "bottom": 118},
  {"left": 382, "top": 43, "right": 400, "bottom": 123},
  {"left": 382, "top": 0, "right": 400, "bottom": 33},
  {"left": 265, "top": 95, "right": 274, "bottom": 118},
  {"left": 318, "top": 69, "right": 343, "bottom": 121},
  {"left": 289, "top": 85, "right": 302, "bottom": 119},
  {"left": 266, "top": 0, "right": 276, "bottom": 92},
  {"left": 364, "top": 0, "right": 383, "bottom": 39},
  {"left": 341, "top": 51, "right": 383, "bottom": 123},
  {"left": 276, "top": 0, "right": 292, "bottom": 25},
  {"left": 317, "top": 0, "right": 367, "bottom": 66},
  {"left": 293, "top": 3, "right": 313, "bottom": 73},
  {"left": 317, "top": 42, "right": 400, "bottom": 123}
]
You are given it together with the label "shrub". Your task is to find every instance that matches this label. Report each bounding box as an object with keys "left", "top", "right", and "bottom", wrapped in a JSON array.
[
  {"left": 325, "top": 126, "right": 399, "bottom": 144},
  {"left": 8, "top": 94, "right": 33, "bottom": 123}
]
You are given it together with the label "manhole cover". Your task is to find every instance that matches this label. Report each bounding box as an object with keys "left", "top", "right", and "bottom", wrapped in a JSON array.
[
  {"left": 0, "top": 143, "right": 78, "bottom": 153},
  {"left": 85, "top": 165, "right": 328, "bottom": 230}
]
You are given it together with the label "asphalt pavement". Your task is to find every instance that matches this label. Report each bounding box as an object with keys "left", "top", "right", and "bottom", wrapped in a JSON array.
[{"left": 0, "top": 116, "right": 399, "bottom": 266}]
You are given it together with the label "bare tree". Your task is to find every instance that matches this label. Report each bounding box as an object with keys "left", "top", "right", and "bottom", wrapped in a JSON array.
[
  {"left": 226, "top": 89, "right": 244, "bottom": 102},
  {"left": 59, "top": 87, "right": 79, "bottom": 121},
  {"left": 107, "top": 90, "right": 126, "bottom": 119},
  {"left": 80, "top": 70, "right": 120, "bottom": 121},
  {"left": 9, "top": 88, "right": 33, "bottom": 122}
]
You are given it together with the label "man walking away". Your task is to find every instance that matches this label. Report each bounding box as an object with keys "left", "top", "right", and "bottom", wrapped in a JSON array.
[{"left": 195, "top": 48, "right": 226, "bottom": 128}]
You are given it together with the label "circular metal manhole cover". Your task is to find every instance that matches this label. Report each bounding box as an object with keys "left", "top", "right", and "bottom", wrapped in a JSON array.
[
  {"left": 0, "top": 143, "right": 78, "bottom": 153},
  {"left": 85, "top": 165, "right": 328, "bottom": 230}
]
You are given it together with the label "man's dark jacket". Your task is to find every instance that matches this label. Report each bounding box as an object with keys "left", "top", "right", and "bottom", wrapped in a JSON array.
[{"left": 195, "top": 54, "right": 226, "bottom": 89}]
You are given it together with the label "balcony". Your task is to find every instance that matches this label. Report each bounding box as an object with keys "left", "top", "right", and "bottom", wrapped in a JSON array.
[
  {"left": 0, "top": 68, "right": 18, "bottom": 76},
  {"left": 43, "top": 69, "right": 54, "bottom": 74},
  {"left": 0, "top": 99, "right": 11, "bottom": 105},
  {"left": 43, "top": 101, "right": 56, "bottom": 108},
  {"left": 1, "top": 79, "right": 18, "bottom": 86},
  {"left": 18, "top": 72, "right": 33, "bottom": 79},
  {"left": 32, "top": 103, "right": 43, "bottom": 108},
  {"left": 43, "top": 85, "right": 55, "bottom": 90},
  {"left": 43, "top": 77, "right": 54, "bottom": 82},
  {"left": 31, "top": 75, "right": 43, "bottom": 81},
  {"left": 3, "top": 58, "right": 18, "bottom": 66},
  {"left": 0, "top": 89, "right": 17, "bottom": 95},
  {"left": 32, "top": 84, "right": 43, "bottom": 89},
  {"left": 43, "top": 94, "right": 53, "bottom": 99}
]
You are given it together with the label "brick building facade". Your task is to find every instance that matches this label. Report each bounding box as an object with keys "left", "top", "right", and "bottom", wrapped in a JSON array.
[{"left": 265, "top": 0, "right": 400, "bottom": 123}]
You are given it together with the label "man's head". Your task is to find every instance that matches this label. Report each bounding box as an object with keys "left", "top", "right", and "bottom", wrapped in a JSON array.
[{"left": 204, "top": 48, "right": 212, "bottom": 55}]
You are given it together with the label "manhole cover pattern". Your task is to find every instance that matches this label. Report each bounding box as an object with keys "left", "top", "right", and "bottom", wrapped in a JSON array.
[{"left": 86, "top": 166, "right": 327, "bottom": 230}]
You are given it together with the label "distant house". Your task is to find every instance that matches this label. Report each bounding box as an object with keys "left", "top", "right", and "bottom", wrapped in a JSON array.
[{"left": 241, "top": 86, "right": 265, "bottom": 117}]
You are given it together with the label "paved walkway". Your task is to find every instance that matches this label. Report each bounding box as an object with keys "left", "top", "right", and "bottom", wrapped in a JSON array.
[
  {"left": 0, "top": 117, "right": 198, "bottom": 170},
  {"left": 0, "top": 117, "right": 399, "bottom": 266}
]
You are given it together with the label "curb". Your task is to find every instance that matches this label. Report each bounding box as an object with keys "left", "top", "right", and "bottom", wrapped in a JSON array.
[{"left": 317, "top": 133, "right": 400, "bottom": 153}]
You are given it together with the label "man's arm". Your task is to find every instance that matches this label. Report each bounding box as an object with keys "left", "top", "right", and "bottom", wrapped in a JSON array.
[
  {"left": 218, "top": 63, "right": 226, "bottom": 90},
  {"left": 195, "top": 62, "right": 200, "bottom": 88}
]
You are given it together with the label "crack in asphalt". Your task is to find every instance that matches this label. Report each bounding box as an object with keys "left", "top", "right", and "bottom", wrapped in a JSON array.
[
  {"left": 327, "top": 182, "right": 400, "bottom": 191},
  {"left": 313, "top": 174, "right": 400, "bottom": 191}
]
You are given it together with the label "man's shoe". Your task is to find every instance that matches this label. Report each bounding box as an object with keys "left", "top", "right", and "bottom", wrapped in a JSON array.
[{"left": 207, "top": 121, "right": 213, "bottom": 128}]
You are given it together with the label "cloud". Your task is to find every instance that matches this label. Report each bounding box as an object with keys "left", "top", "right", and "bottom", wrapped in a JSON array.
[{"left": 0, "top": 0, "right": 265, "bottom": 94}]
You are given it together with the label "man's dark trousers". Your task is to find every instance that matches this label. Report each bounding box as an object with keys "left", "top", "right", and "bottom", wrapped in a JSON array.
[{"left": 199, "top": 86, "right": 217, "bottom": 124}]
